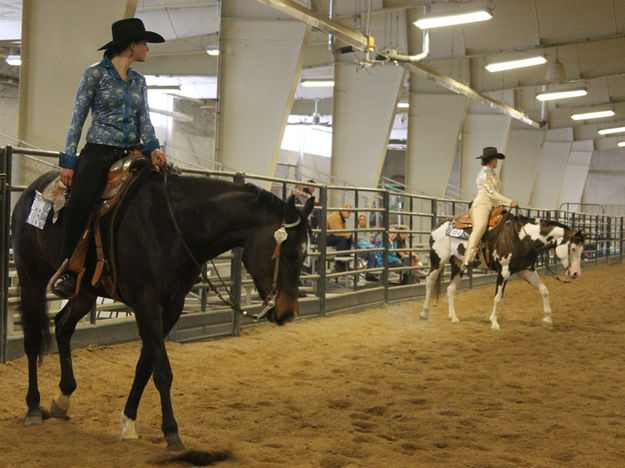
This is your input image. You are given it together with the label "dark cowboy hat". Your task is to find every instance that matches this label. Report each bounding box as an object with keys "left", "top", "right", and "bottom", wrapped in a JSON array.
[
  {"left": 476, "top": 146, "right": 506, "bottom": 160},
  {"left": 98, "top": 18, "right": 165, "bottom": 50}
]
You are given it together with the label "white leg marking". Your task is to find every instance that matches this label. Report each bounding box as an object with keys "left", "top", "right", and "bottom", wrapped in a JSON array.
[
  {"left": 421, "top": 264, "right": 445, "bottom": 320},
  {"left": 447, "top": 273, "right": 462, "bottom": 323},
  {"left": 54, "top": 393, "right": 70, "bottom": 412},
  {"left": 489, "top": 279, "right": 507, "bottom": 331},
  {"left": 121, "top": 411, "right": 138, "bottom": 440},
  {"left": 518, "top": 269, "right": 552, "bottom": 324}
]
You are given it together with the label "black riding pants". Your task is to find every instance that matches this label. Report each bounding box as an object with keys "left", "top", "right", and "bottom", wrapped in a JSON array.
[{"left": 63, "top": 143, "right": 134, "bottom": 259}]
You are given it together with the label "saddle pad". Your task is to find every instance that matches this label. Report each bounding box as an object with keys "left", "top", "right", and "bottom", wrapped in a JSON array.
[{"left": 446, "top": 223, "right": 470, "bottom": 240}]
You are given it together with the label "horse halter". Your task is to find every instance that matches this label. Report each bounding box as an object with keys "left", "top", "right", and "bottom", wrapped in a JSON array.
[{"left": 243, "top": 217, "right": 301, "bottom": 321}]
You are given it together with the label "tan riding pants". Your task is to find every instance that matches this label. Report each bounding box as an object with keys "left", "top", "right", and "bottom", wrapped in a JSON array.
[{"left": 463, "top": 203, "right": 492, "bottom": 266}]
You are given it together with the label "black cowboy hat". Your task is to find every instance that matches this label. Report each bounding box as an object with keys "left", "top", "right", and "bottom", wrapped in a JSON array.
[
  {"left": 98, "top": 18, "right": 165, "bottom": 50},
  {"left": 476, "top": 146, "right": 506, "bottom": 160}
]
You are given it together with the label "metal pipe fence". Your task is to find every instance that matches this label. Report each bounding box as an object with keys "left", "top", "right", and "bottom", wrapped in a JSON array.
[{"left": 1, "top": 144, "right": 623, "bottom": 361}]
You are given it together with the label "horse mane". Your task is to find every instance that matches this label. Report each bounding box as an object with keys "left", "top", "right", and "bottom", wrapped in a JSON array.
[{"left": 164, "top": 173, "right": 285, "bottom": 218}]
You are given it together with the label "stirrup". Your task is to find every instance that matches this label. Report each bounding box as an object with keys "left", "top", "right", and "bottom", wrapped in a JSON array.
[{"left": 48, "top": 259, "right": 84, "bottom": 299}]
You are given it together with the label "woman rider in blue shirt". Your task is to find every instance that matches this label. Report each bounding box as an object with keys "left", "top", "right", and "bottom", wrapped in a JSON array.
[{"left": 53, "top": 18, "right": 168, "bottom": 297}]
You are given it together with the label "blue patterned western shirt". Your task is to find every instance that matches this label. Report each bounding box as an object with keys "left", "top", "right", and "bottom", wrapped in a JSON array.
[{"left": 59, "top": 57, "right": 160, "bottom": 169}]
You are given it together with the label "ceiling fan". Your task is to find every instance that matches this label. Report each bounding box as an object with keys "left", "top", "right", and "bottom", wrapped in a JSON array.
[{"left": 290, "top": 98, "right": 332, "bottom": 128}]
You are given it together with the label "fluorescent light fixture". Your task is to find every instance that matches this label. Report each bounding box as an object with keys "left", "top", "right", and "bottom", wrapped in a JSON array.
[
  {"left": 414, "top": 10, "right": 492, "bottom": 29},
  {"left": 5, "top": 55, "right": 20, "bottom": 66},
  {"left": 571, "top": 110, "right": 614, "bottom": 121},
  {"left": 618, "top": 141, "right": 625, "bottom": 147},
  {"left": 485, "top": 56, "right": 547, "bottom": 72},
  {"left": 536, "top": 89, "right": 587, "bottom": 102},
  {"left": 598, "top": 126, "right": 625, "bottom": 135},
  {"left": 206, "top": 48, "right": 219, "bottom": 56},
  {"left": 301, "top": 80, "right": 334, "bottom": 88},
  {"left": 397, "top": 102, "right": 409, "bottom": 109}
]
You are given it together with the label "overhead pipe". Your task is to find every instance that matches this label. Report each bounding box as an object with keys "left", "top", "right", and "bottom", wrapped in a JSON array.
[{"left": 256, "top": 0, "right": 542, "bottom": 128}]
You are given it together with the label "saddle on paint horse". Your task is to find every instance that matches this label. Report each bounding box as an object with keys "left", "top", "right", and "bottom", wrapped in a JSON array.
[
  {"left": 47, "top": 152, "right": 151, "bottom": 300},
  {"left": 445, "top": 206, "right": 508, "bottom": 267}
]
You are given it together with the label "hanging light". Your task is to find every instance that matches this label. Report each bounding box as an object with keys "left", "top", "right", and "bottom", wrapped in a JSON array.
[
  {"left": 414, "top": 10, "right": 492, "bottom": 29},
  {"left": 536, "top": 89, "right": 587, "bottom": 101},
  {"left": 485, "top": 56, "right": 546, "bottom": 72},
  {"left": 571, "top": 110, "right": 614, "bottom": 121},
  {"left": 598, "top": 126, "right": 625, "bottom": 135},
  {"left": 301, "top": 80, "right": 334, "bottom": 88}
]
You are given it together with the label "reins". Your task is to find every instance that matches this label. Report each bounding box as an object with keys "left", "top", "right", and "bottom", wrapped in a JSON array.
[{"left": 162, "top": 169, "right": 300, "bottom": 320}]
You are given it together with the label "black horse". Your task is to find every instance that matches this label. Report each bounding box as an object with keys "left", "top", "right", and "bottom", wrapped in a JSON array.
[{"left": 11, "top": 168, "right": 314, "bottom": 451}]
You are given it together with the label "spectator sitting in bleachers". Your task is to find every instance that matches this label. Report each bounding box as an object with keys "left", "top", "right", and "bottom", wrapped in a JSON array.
[
  {"left": 356, "top": 214, "right": 378, "bottom": 281},
  {"left": 327, "top": 203, "right": 352, "bottom": 272}
]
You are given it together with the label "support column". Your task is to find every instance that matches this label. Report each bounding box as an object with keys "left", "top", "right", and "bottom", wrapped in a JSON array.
[
  {"left": 331, "top": 57, "right": 405, "bottom": 194},
  {"left": 501, "top": 129, "right": 545, "bottom": 206},
  {"left": 558, "top": 140, "right": 593, "bottom": 208},
  {"left": 460, "top": 114, "right": 511, "bottom": 200},
  {"left": 18, "top": 0, "right": 133, "bottom": 185},
  {"left": 218, "top": 0, "right": 307, "bottom": 177},
  {"left": 529, "top": 128, "right": 574, "bottom": 209},
  {"left": 405, "top": 91, "right": 468, "bottom": 197}
]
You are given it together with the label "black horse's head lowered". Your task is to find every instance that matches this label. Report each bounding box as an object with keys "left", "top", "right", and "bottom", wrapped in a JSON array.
[
  {"left": 241, "top": 192, "right": 314, "bottom": 325},
  {"left": 11, "top": 170, "right": 314, "bottom": 451}
]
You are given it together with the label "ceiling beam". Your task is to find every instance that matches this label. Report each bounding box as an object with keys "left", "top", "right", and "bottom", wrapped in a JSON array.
[{"left": 257, "top": 0, "right": 541, "bottom": 128}]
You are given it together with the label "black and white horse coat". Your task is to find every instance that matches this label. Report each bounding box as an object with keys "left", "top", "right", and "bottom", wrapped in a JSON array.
[{"left": 420, "top": 214, "right": 586, "bottom": 330}]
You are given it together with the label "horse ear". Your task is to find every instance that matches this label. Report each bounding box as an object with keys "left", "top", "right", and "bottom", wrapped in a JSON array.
[
  {"left": 302, "top": 196, "right": 315, "bottom": 218},
  {"left": 284, "top": 195, "right": 298, "bottom": 222}
]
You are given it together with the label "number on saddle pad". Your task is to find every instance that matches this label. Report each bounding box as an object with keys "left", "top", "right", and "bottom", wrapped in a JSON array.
[{"left": 445, "top": 223, "right": 470, "bottom": 240}]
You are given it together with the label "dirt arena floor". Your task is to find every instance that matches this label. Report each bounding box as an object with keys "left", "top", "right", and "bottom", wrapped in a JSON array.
[{"left": 1, "top": 262, "right": 624, "bottom": 467}]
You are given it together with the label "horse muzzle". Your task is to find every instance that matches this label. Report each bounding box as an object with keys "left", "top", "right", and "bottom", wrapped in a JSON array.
[{"left": 267, "top": 293, "right": 297, "bottom": 325}]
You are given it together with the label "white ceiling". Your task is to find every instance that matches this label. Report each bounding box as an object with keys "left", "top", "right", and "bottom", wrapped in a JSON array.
[{"left": 3, "top": 0, "right": 625, "bottom": 148}]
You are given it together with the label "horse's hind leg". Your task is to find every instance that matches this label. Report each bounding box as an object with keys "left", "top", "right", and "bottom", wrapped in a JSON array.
[
  {"left": 517, "top": 269, "right": 552, "bottom": 325},
  {"left": 447, "top": 259, "right": 464, "bottom": 323},
  {"left": 421, "top": 248, "right": 450, "bottom": 320},
  {"left": 49, "top": 293, "right": 96, "bottom": 420},
  {"left": 19, "top": 275, "right": 51, "bottom": 425}
]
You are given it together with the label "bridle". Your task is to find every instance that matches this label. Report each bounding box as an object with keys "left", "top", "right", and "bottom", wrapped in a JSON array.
[
  {"left": 243, "top": 217, "right": 301, "bottom": 321},
  {"left": 517, "top": 211, "right": 573, "bottom": 284},
  {"left": 163, "top": 169, "right": 301, "bottom": 320}
]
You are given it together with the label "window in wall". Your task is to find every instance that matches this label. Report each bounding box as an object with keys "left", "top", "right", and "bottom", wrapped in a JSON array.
[{"left": 281, "top": 124, "right": 332, "bottom": 158}]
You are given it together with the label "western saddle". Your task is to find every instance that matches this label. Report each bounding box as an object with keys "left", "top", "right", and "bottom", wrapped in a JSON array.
[
  {"left": 48, "top": 152, "right": 151, "bottom": 300},
  {"left": 452, "top": 206, "right": 507, "bottom": 269}
]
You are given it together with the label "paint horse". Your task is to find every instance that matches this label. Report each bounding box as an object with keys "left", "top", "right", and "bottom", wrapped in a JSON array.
[
  {"left": 420, "top": 212, "right": 586, "bottom": 330},
  {"left": 12, "top": 168, "right": 315, "bottom": 451}
]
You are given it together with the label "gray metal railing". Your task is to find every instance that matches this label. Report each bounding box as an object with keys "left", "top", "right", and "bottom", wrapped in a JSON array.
[{"left": 1, "top": 144, "right": 623, "bottom": 361}]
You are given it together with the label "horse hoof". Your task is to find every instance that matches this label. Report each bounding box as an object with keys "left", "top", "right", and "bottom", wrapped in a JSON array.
[
  {"left": 450, "top": 318, "right": 460, "bottom": 324},
  {"left": 24, "top": 409, "right": 43, "bottom": 426},
  {"left": 419, "top": 311, "right": 428, "bottom": 320},
  {"left": 165, "top": 433, "right": 186, "bottom": 452},
  {"left": 490, "top": 323, "right": 501, "bottom": 331},
  {"left": 49, "top": 399, "right": 70, "bottom": 420}
]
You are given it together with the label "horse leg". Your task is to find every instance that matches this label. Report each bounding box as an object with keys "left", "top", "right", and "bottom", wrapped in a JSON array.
[
  {"left": 122, "top": 299, "right": 184, "bottom": 450},
  {"left": 517, "top": 269, "right": 552, "bottom": 325},
  {"left": 447, "top": 259, "right": 464, "bottom": 323},
  {"left": 49, "top": 294, "right": 96, "bottom": 420},
  {"left": 19, "top": 277, "right": 50, "bottom": 425},
  {"left": 489, "top": 273, "right": 508, "bottom": 331},
  {"left": 420, "top": 268, "right": 441, "bottom": 320},
  {"left": 420, "top": 248, "right": 449, "bottom": 320}
]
